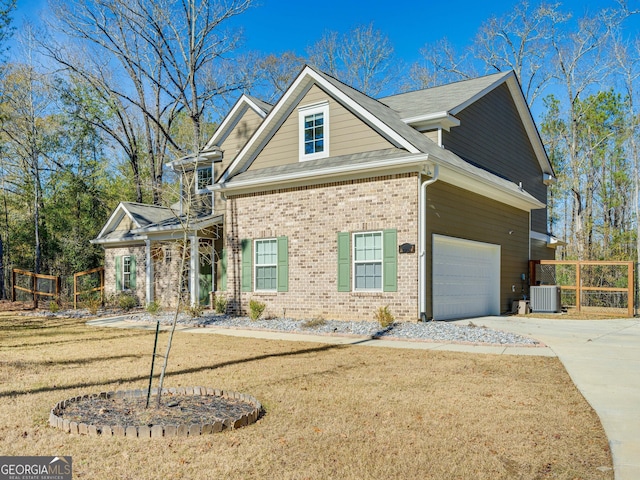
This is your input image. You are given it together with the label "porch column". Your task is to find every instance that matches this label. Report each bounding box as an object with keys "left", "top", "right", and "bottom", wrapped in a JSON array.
[
  {"left": 145, "top": 239, "right": 154, "bottom": 305},
  {"left": 190, "top": 235, "right": 198, "bottom": 306}
]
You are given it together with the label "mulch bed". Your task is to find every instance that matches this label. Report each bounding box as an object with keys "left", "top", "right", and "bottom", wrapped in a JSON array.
[{"left": 59, "top": 394, "right": 257, "bottom": 429}]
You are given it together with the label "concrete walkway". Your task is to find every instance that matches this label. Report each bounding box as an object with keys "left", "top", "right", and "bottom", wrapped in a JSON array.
[
  {"left": 87, "top": 315, "right": 639, "bottom": 479},
  {"left": 452, "top": 316, "right": 640, "bottom": 480}
]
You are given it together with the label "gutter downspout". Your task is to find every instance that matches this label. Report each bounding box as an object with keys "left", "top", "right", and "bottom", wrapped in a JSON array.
[{"left": 419, "top": 164, "right": 439, "bottom": 321}]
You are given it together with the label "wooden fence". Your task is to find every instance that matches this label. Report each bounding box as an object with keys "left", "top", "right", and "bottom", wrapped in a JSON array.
[
  {"left": 12, "top": 269, "right": 61, "bottom": 308},
  {"left": 73, "top": 267, "right": 105, "bottom": 309},
  {"left": 529, "top": 260, "right": 635, "bottom": 317}
]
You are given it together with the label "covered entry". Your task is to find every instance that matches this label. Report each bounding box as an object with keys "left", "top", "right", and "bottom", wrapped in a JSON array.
[{"left": 432, "top": 235, "right": 500, "bottom": 320}]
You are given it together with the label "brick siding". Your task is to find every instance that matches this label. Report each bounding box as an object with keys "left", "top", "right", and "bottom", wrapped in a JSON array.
[{"left": 221, "top": 173, "right": 420, "bottom": 322}]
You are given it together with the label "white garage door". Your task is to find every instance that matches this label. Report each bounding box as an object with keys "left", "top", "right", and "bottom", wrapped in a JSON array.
[{"left": 432, "top": 235, "right": 500, "bottom": 320}]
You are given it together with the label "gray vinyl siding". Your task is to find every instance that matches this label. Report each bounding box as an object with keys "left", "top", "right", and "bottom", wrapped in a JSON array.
[
  {"left": 249, "top": 84, "right": 394, "bottom": 171},
  {"left": 426, "top": 181, "right": 530, "bottom": 317},
  {"left": 442, "top": 84, "right": 548, "bottom": 234}
]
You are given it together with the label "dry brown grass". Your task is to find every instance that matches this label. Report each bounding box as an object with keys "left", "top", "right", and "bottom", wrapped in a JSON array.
[{"left": 0, "top": 313, "right": 612, "bottom": 479}]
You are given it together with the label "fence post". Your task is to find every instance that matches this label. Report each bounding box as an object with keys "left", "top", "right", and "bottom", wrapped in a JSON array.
[
  {"left": 11, "top": 269, "right": 15, "bottom": 302},
  {"left": 575, "top": 263, "right": 581, "bottom": 313},
  {"left": 628, "top": 262, "right": 634, "bottom": 318},
  {"left": 31, "top": 272, "right": 37, "bottom": 309}
]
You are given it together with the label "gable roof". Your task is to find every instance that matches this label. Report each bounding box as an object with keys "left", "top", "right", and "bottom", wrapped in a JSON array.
[
  {"left": 380, "top": 72, "right": 553, "bottom": 176},
  {"left": 204, "top": 94, "right": 272, "bottom": 151},
  {"left": 92, "top": 202, "right": 176, "bottom": 244}
]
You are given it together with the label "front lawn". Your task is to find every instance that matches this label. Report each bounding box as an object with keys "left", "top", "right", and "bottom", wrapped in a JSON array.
[{"left": 0, "top": 314, "right": 612, "bottom": 479}]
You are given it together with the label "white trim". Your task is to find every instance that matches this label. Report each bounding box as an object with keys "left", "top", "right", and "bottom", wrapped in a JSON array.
[
  {"left": 190, "top": 236, "right": 198, "bottom": 306},
  {"left": 204, "top": 94, "right": 269, "bottom": 151},
  {"left": 352, "top": 231, "right": 384, "bottom": 292},
  {"left": 402, "top": 111, "right": 460, "bottom": 131},
  {"left": 299, "top": 102, "right": 329, "bottom": 161},
  {"left": 254, "top": 238, "right": 278, "bottom": 292},
  {"left": 212, "top": 155, "right": 430, "bottom": 193},
  {"left": 145, "top": 239, "right": 154, "bottom": 305},
  {"left": 530, "top": 230, "right": 565, "bottom": 248}
]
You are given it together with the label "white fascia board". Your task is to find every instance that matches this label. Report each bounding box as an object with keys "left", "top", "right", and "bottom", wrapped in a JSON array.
[
  {"left": 530, "top": 230, "right": 566, "bottom": 247},
  {"left": 213, "top": 154, "right": 431, "bottom": 194},
  {"left": 133, "top": 214, "right": 223, "bottom": 235},
  {"left": 166, "top": 150, "right": 222, "bottom": 171},
  {"left": 402, "top": 111, "right": 461, "bottom": 131},
  {"left": 220, "top": 66, "right": 420, "bottom": 183},
  {"left": 90, "top": 235, "right": 147, "bottom": 246},
  {"left": 204, "top": 95, "right": 268, "bottom": 151},
  {"left": 95, "top": 203, "right": 139, "bottom": 240}
]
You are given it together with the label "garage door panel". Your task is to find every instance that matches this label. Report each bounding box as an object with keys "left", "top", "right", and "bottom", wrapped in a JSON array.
[{"left": 433, "top": 235, "right": 500, "bottom": 320}]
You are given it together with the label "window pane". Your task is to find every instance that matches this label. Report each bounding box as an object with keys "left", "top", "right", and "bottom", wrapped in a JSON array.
[
  {"left": 354, "top": 232, "right": 382, "bottom": 261},
  {"left": 256, "top": 266, "right": 276, "bottom": 290},
  {"left": 355, "top": 262, "right": 382, "bottom": 290},
  {"left": 197, "top": 167, "right": 212, "bottom": 190},
  {"left": 304, "top": 112, "right": 324, "bottom": 155}
]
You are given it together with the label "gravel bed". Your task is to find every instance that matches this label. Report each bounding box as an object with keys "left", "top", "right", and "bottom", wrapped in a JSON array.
[{"left": 120, "top": 312, "right": 541, "bottom": 346}]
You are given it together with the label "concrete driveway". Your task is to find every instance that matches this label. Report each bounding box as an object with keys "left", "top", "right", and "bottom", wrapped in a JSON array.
[{"left": 452, "top": 316, "right": 640, "bottom": 480}]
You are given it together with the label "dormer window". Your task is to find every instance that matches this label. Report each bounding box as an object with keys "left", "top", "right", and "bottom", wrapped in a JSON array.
[
  {"left": 196, "top": 165, "right": 212, "bottom": 193},
  {"left": 299, "top": 102, "right": 329, "bottom": 161}
]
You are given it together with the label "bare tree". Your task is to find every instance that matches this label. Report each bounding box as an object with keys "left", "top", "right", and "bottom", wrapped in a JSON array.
[
  {"left": 46, "top": 0, "right": 255, "bottom": 204},
  {"left": 472, "top": 1, "right": 565, "bottom": 106},
  {"left": 409, "top": 38, "right": 478, "bottom": 89},
  {"left": 257, "top": 51, "right": 305, "bottom": 102},
  {"left": 307, "top": 22, "right": 400, "bottom": 96}
]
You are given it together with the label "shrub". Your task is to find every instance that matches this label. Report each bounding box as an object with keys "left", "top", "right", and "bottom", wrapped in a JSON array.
[
  {"left": 48, "top": 300, "right": 60, "bottom": 313},
  {"left": 214, "top": 295, "right": 228, "bottom": 314},
  {"left": 185, "top": 303, "right": 204, "bottom": 318},
  {"left": 117, "top": 293, "right": 138, "bottom": 311},
  {"left": 249, "top": 299, "right": 266, "bottom": 321},
  {"left": 81, "top": 294, "right": 102, "bottom": 315},
  {"left": 146, "top": 301, "right": 162, "bottom": 315},
  {"left": 374, "top": 306, "right": 395, "bottom": 328},
  {"left": 302, "top": 316, "right": 327, "bottom": 328}
]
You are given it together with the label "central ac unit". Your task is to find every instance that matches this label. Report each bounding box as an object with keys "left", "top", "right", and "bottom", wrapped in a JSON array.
[{"left": 530, "top": 286, "right": 562, "bottom": 313}]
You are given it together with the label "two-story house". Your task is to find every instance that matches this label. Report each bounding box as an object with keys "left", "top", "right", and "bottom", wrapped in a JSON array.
[{"left": 92, "top": 65, "right": 557, "bottom": 321}]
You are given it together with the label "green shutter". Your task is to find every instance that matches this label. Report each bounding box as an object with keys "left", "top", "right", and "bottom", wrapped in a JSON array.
[
  {"left": 241, "top": 239, "right": 252, "bottom": 292},
  {"left": 220, "top": 248, "right": 227, "bottom": 291},
  {"left": 383, "top": 229, "right": 397, "bottom": 292},
  {"left": 277, "top": 236, "right": 288, "bottom": 292},
  {"left": 337, "top": 232, "right": 351, "bottom": 292},
  {"left": 115, "top": 255, "right": 122, "bottom": 291},
  {"left": 129, "top": 255, "right": 137, "bottom": 289}
]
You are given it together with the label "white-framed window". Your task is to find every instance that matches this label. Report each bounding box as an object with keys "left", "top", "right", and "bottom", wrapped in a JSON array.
[
  {"left": 122, "top": 256, "right": 132, "bottom": 290},
  {"left": 196, "top": 165, "right": 213, "bottom": 193},
  {"left": 255, "top": 238, "right": 278, "bottom": 291},
  {"left": 353, "top": 231, "right": 383, "bottom": 291},
  {"left": 298, "top": 102, "right": 329, "bottom": 161}
]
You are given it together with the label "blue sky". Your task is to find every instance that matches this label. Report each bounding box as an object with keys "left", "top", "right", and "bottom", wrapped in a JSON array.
[{"left": 10, "top": 0, "right": 637, "bottom": 67}]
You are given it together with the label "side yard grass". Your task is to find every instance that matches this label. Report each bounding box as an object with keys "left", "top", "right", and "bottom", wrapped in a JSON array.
[{"left": 0, "top": 314, "right": 612, "bottom": 479}]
